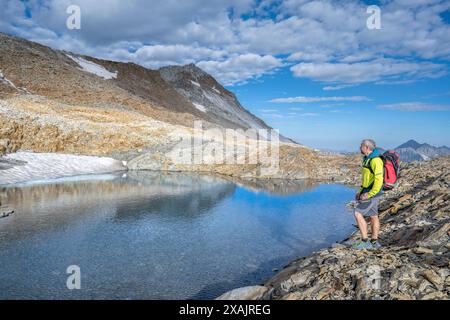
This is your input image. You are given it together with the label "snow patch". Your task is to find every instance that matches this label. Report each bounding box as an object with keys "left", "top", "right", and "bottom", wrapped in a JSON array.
[
  {"left": 0, "top": 152, "right": 126, "bottom": 185},
  {"left": 0, "top": 71, "right": 18, "bottom": 89},
  {"left": 190, "top": 80, "right": 201, "bottom": 87},
  {"left": 212, "top": 86, "right": 220, "bottom": 94},
  {"left": 66, "top": 54, "right": 118, "bottom": 79},
  {"left": 193, "top": 103, "right": 207, "bottom": 112}
]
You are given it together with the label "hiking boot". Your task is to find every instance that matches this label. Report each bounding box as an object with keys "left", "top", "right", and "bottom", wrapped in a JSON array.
[
  {"left": 370, "top": 240, "right": 382, "bottom": 249},
  {"left": 353, "top": 240, "right": 373, "bottom": 250}
]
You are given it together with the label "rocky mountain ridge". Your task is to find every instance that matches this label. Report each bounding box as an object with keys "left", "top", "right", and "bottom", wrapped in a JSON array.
[
  {"left": 396, "top": 139, "right": 450, "bottom": 162},
  {"left": 0, "top": 32, "right": 358, "bottom": 181}
]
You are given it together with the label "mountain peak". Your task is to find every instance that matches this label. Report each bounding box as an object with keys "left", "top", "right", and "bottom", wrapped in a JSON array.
[
  {"left": 395, "top": 139, "right": 450, "bottom": 162},
  {"left": 396, "top": 139, "right": 422, "bottom": 149},
  {"left": 159, "top": 63, "right": 208, "bottom": 78},
  {"left": 0, "top": 32, "right": 298, "bottom": 144}
]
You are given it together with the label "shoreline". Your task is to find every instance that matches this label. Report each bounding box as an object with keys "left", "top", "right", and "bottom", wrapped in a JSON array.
[
  {"left": 217, "top": 157, "right": 450, "bottom": 300},
  {"left": 0, "top": 150, "right": 359, "bottom": 187}
]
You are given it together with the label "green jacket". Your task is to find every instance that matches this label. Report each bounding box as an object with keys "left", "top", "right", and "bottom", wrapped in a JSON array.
[{"left": 359, "top": 148, "right": 384, "bottom": 198}]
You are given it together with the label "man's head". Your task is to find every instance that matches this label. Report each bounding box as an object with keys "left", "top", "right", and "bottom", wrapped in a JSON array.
[{"left": 360, "top": 139, "right": 376, "bottom": 156}]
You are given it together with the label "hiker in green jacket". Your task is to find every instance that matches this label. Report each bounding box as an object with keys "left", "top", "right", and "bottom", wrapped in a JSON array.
[{"left": 353, "top": 139, "right": 383, "bottom": 250}]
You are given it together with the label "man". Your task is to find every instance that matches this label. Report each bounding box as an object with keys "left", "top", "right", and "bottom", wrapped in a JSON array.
[{"left": 353, "top": 139, "right": 383, "bottom": 250}]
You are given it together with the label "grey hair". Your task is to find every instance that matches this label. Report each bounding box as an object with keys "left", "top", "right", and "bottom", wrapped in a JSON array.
[{"left": 361, "top": 139, "right": 376, "bottom": 150}]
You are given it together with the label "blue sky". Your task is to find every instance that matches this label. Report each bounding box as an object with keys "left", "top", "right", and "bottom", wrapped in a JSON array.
[
  {"left": 234, "top": 64, "right": 450, "bottom": 150},
  {"left": 1, "top": 0, "right": 449, "bottom": 151}
]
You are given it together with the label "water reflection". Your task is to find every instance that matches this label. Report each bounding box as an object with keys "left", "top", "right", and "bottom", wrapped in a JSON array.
[
  {"left": 0, "top": 171, "right": 319, "bottom": 226},
  {"left": 221, "top": 175, "right": 319, "bottom": 195},
  {"left": 0, "top": 171, "right": 355, "bottom": 300}
]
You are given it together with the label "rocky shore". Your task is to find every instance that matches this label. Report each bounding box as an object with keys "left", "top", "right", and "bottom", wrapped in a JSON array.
[{"left": 218, "top": 157, "right": 450, "bottom": 300}]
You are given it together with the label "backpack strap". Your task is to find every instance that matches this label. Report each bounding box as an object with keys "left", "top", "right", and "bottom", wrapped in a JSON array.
[
  {"left": 363, "top": 158, "right": 374, "bottom": 174},
  {"left": 362, "top": 157, "right": 383, "bottom": 194}
]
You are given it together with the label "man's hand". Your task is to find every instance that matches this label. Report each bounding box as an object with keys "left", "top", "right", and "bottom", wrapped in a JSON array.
[
  {"left": 360, "top": 193, "right": 370, "bottom": 201},
  {"left": 355, "top": 192, "right": 361, "bottom": 200}
]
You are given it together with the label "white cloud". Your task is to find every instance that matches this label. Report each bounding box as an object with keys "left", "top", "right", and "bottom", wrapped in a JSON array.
[
  {"left": 270, "top": 96, "right": 370, "bottom": 103},
  {"left": 197, "top": 53, "right": 283, "bottom": 85},
  {"left": 1, "top": 0, "right": 450, "bottom": 85},
  {"left": 287, "top": 51, "right": 333, "bottom": 62},
  {"left": 133, "top": 45, "right": 226, "bottom": 69},
  {"left": 375, "top": 79, "right": 418, "bottom": 85},
  {"left": 378, "top": 102, "right": 450, "bottom": 111},
  {"left": 25, "top": 0, "right": 252, "bottom": 46},
  {"left": 323, "top": 84, "right": 356, "bottom": 91},
  {"left": 290, "top": 59, "right": 446, "bottom": 84}
]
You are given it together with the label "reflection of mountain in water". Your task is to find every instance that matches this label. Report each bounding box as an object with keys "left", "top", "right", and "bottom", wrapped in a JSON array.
[
  {"left": 221, "top": 176, "right": 319, "bottom": 195},
  {"left": 1, "top": 171, "right": 234, "bottom": 209},
  {"left": 0, "top": 170, "right": 356, "bottom": 300},
  {"left": 0, "top": 171, "right": 236, "bottom": 242},
  {"left": 0, "top": 171, "right": 323, "bottom": 243},
  {"left": 114, "top": 171, "right": 237, "bottom": 220}
]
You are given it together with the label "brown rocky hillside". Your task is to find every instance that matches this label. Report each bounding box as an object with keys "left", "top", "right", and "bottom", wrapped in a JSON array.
[{"left": 0, "top": 32, "right": 359, "bottom": 180}]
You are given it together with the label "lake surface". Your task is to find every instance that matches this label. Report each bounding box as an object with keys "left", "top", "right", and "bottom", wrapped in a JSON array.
[{"left": 0, "top": 171, "right": 356, "bottom": 299}]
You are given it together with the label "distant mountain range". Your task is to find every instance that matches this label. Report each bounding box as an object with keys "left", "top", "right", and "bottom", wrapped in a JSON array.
[{"left": 395, "top": 140, "right": 450, "bottom": 162}]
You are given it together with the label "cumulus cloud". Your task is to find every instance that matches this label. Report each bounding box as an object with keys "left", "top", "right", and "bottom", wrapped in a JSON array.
[
  {"left": 1, "top": 0, "right": 450, "bottom": 85},
  {"left": 378, "top": 102, "right": 450, "bottom": 111},
  {"left": 24, "top": 0, "right": 252, "bottom": 46},
  {"left": 270, "top": 96, "right": 370, "bottom": 103},
  {"left": 290, "top": 59, "right": 447, "bottom": 84},
  {"left": 197, "top": 53, "right": 283, "bottom": 85},
  {"left": 287, "top": 51, "right": 332, "bottom": 62},
  {"left": 132, "top": 45, "right": 227, "bottom": 69}
]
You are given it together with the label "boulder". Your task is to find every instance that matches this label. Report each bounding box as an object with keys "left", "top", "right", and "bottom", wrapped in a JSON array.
[
  {"left": 0, "top": 138, "right": 10, "bottom": 155},
  {"left": 216, "top": 286, "right": 268, "bottom": 300}
]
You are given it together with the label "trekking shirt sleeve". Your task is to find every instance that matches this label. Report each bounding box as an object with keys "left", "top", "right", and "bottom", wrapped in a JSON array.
[{"left": 368, "top": 157, "right": 383, "bottom": 198}]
